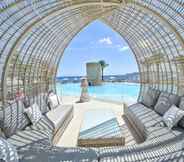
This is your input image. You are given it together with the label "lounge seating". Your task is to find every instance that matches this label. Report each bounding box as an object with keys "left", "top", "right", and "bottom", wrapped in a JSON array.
[
  {"left": 46, "top": 104, "right": 74, "bottom": 143},
  {"left": 1, "top": 89, "right": 184, "bottom": 161},
  {"left": 0, "top": 92, "right": 74, "bottom": 147}
]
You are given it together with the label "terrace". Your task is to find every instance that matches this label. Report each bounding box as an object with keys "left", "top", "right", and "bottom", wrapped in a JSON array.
[{"left": 0, "top": 0, "right": 184, "bottom": 162}]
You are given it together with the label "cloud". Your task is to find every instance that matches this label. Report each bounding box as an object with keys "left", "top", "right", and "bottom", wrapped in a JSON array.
[
  {"left": 118, "top": 46, "right": 130, "bottom": 52},
  {"left": 98, "top": 37, "right": 112, "bottom": 45}
]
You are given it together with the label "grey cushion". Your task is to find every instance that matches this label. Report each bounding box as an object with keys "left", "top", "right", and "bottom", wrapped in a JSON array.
[
  {"left": 24, "top": 103, "right": 43, "bottom": 125},
  {"left": 7, "top": 129, "right": 51, "bottom": 148},
  {"left": 154, "top": 92, "right": 179, "bottom": 115},
  {"left": 141, "top": 88, "right": 160, "bottom": 108},
  {"left": 0, "top": 101, "right": 30, "bottom": 138},
  {"left": 0, "top": 137, "right": 18, "bottom": 162},
  {"left": 46, "top": 104, "right": 73, "bottom": 133},
  {"left": 17, "top": 139, "right": 98, "bottom": 162}
]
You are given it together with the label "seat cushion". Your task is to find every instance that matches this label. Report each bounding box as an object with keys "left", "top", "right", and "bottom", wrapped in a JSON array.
[
  {"left": 7, "top": 129, "right": 51, "bottom": 148},
  {"left": 28, "top": 116, "right": 55, "bottom": 136},
  {"left": 0, "top": 101, "right": 30, "bottom": 138},
  {"left": 98, "top": 132, "right": 184, "bottom": 162},
  {"left": 46, "top": 104, "right": 73, "bottom": 133},
  {"left": 126, "top": 103, "right": 163, "bottom": 137},
  {"left": 146, "top": 126, "right": 184, "bottom": 141},
  {"left": 17, "top": 139, "right": 98, "bottom": 162},
  {"left": 154, "top": 92, "right": 180, "bottom": 115}
]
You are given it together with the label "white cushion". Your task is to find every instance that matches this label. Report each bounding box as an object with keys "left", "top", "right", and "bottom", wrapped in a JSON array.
[
  {"left": 48, "top": 94, "right": 61, "bottom": 109},
  {"left": 25, "top": 103, "right": 43, "bottom": 125},
  {"left": 163, "top": 105, "right": 184, "bottom": 129}
]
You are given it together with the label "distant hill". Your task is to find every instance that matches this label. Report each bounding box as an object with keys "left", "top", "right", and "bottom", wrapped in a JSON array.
[{"left": 56, "top": 72, "right": 140, "bottom": 83}]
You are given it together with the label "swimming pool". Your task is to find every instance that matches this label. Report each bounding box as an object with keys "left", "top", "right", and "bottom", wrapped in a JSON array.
[{"left": 56, "top": 82, "right": 140, "bottom": 104}]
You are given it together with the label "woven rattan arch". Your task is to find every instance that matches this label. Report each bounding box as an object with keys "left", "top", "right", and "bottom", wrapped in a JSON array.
[{"left": 0, "top": 0, "right": 183, "bottom": 105}]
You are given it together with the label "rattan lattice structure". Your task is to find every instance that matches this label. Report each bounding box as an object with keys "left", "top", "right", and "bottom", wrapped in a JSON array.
[{"left": 0, "top": 0, "right": 183, "bottom": 105}]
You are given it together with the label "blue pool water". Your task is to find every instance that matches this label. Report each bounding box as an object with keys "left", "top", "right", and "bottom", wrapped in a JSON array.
[{"left": 56, "top": 82, "right": 140, "bottom": 104}]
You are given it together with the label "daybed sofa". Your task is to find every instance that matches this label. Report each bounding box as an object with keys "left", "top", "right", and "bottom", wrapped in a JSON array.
[{"left": 1, "top": 89, "right": 184, "bottom": 162}]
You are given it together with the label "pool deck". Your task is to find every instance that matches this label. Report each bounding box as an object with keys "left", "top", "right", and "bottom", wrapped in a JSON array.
[{"left": 57, "top": 95, "right": 140, "bottom": 147}]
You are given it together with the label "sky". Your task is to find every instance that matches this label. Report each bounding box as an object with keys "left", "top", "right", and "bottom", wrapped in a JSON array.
[{"left": 57, "top": 20, "right": 138, "bottom": 77}]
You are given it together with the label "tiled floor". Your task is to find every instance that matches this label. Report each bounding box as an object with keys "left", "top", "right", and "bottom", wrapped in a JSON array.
[{"left": 57, "top": 96, "right": 139, "bottom": 147}]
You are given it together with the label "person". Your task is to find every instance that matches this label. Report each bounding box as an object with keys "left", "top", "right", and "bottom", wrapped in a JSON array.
[{"left": 79, "top": 77, "right": 90, "bottom": 103}]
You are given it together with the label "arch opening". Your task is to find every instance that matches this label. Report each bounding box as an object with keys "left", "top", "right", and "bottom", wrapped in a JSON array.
[{"left": 56, "top": 20, "right": 140, "bottom": 104}]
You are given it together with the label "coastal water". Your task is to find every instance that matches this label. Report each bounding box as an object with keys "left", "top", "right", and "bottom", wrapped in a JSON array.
[{"left": 56, "top": 82, "right": 140, "bottom": 104}]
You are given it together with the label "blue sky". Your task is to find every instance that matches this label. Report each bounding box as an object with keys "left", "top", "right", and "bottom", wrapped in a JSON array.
[{"left": 57, "top": 20, "right": 138, "bottom": 77}]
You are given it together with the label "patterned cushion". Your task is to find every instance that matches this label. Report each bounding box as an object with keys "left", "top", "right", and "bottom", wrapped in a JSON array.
[
  {"left": 48, "top": 94, "right": 61, "bottom": 110},
  {"left": 28, "top": 116, "right": 55, "bottom": 136},
  {"left": 154, "top": 92, "right": 180, "bottom": 115},
  {"left": 0, "top": 101, "right": 30, "bottom": 138},
  {"left": 141, "top": 88, "right": 160, "bottom": 108},
  {"left": 24, "top": 103, "right": 43, "bottom": 125},
  {"left": 7, "top": 129, "right": 51, "bottom": 148},
  {"left": 163, "top": 105, "right": 184, "bottom": 129},
  {"left": 0, "top": 137, "right": 18, "bottom": 162}
]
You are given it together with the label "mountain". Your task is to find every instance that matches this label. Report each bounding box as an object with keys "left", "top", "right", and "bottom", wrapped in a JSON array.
[{"left": 56, "top": 72, "right": 140, "bottom": 83}]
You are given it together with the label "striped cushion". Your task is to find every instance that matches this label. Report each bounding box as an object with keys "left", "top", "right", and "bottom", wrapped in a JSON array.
[
  {"left": 0, "top": 101, "right": 30, "bottom": 138},
  {"left": 24, "top": 103, "right": 43, "bottom": 125},
  {"left": 7, "top": 130, "right": 51, "bottom": 148},
  {"left": 163, "top": 105, "right": 184, "bottom": 129},
  {"left": 99, "top": 134, "right": 184, "bottom": 161},
  {"left": 35, "top": 93, "right": 50, "bottom": 114},
  {"left": 28, "top": 116, "right": 55, "bottom": 136}
]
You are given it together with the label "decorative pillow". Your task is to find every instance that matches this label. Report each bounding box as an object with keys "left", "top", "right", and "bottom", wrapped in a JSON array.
[
  {"left": 48, "top": 94, "right": 61, "bottom": 110},
  {"left": 154, "top": 92, "right": 179, "bottom": 115},
  {"left": 163, "top": 105, "right": 184, "bottom": 129},
  {"left": 24, "top": 103, "right": 42, "bottom": 125},
  {"left": 0, "top": 101, "right": 30, "bottom": 138},
  {"left": 141, "top": 88, "right": 160, "bottom": 108},
  {"left": 0, "top": 137, "right": 18, "bottom": 162}
]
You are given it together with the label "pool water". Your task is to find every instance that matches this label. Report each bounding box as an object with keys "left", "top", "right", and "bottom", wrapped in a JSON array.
[{"left": 56, "top": 82, "right": 140, "bottom": 104}]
